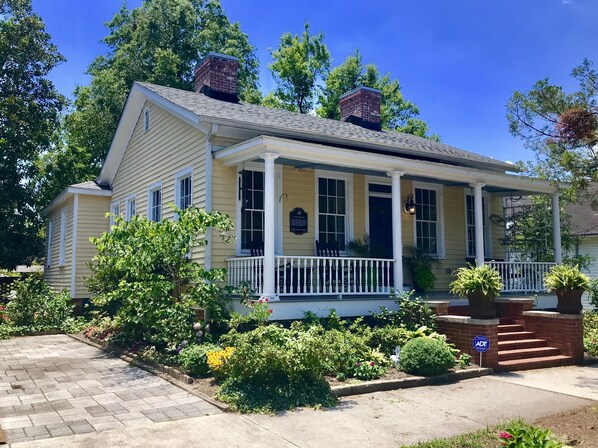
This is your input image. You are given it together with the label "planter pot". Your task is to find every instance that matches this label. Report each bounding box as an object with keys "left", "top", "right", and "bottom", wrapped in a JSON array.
[
  {"left": 555, "top": 288, "right": 584, "bottom": 314},
  {"left": 467, "top": 290, "right": 497, "bottom": 319}
]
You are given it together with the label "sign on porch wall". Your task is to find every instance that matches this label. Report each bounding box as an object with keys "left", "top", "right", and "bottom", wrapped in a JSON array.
[{"left": 290, "top": 207, "right": 308, "bottom": 235}]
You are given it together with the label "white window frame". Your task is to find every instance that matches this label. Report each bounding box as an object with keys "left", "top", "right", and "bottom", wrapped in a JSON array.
[
  {"left": 143, "top": 107, "right": 150, "bottom": 132},
  {"left": 315, "top": 170, "right": 354, "bottom": 254},
  {"left": 464, "top": 189, "right": 492, "bottom": 258},
  {"left": 109, "top": 200, "right": 120, "bottom": 228},
  {"left": 46, "top": 219, "right": 53, "bottom": 268},
  {"left": 147, "top": 181, "right": 163, "bottom": 222},
  {"left": 174, "top": 167, "right": 193, "bottom": 216},
  {"left": 125, "top": 194, "right": 137, "bottom": 221},
  {"left": 59, "top": 208, "right": 67, "bottom": 266},
  {"left": 412, "top": 181, "right": 445, "bottom": 258},
  {"left": 235, "top": 162, "right": 282, "bottom": 256}
]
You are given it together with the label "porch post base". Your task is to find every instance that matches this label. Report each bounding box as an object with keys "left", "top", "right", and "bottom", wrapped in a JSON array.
[{"left": 258, "top": 293, "right": 280, "bottom": 302}]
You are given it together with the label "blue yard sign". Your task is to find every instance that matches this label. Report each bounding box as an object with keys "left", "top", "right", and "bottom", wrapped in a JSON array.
[{"left": 472, "top": 335, "right": 490, "bottom": 353}]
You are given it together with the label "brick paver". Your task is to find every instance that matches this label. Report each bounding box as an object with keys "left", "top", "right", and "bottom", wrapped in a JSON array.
[{"left": 0, "top": 335, "right": 220, "bottom": 444}]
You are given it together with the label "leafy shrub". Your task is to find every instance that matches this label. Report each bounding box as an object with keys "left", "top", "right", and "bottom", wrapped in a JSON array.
[
  {"left": 499, "top": 420, "right": 563, "bottom": 447},
  {"left": 352, "top": 360, "right": 388, "bottom": 380},
  {"left": 6, "top": 273, "right": 72, "bottom": 330},
  {"left": 399, "top": 337, "right": 455, "bottom": 376},
  {"left": 584, "top": 311, "right": 598, "bottom": 357},
  {"left": 588, "top": 278, "right": 598, "bottom": 310},
  {"left": 372, "top": 292, "right": 436, "bottom": 331},
  {"left": 544, "top": 264, "right": 590, "bottom": 291},
  {"left": 85, "top": 207, "right": 233, "bottom": 349},
  {"left": 449, "top": 264, "right": 503, "bottom": 299},
  {"left": 179, "top": 343, "right": 220, "bottom": 377},
  {"left": 61, "top": 317, "right": 88, "bottom": 334}
]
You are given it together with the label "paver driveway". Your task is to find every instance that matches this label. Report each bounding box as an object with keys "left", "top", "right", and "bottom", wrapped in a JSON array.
[{"left": 0, "top": 335, "right": 220, "bottom": 444}]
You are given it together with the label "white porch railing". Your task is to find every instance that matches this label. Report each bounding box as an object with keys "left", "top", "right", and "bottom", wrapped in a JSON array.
[
  {"left": 226, "top": 256, "right": 395, "bottom": 296},
  {"left": 488, "top": 261, "right": 556, "bottom": 293}
]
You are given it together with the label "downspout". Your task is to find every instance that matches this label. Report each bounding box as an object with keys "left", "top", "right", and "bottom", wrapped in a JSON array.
[{"left": 204, "top": 124, "right": 217, "bottom": 271}]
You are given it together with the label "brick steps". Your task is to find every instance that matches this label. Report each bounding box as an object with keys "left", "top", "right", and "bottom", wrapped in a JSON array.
[
  {"left": 497, "top": 355, "right": 574, "bottom": 371},
  {"left": 496, "top": 321, "right": 575, "bottom": 371}
]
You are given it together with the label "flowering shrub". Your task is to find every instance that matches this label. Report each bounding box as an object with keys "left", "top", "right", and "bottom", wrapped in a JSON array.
[
  {"left": 499, "top": 421, "right": 563, "bottom": 447},
  {"left": 206, "top": 347, "right": 234, "bottom": 378},
  {"left": 353, "top": 360, "right": 387, "bottom": 380},
  {"left": 178, "top": 343, "right": 220, "bottom": 377}
]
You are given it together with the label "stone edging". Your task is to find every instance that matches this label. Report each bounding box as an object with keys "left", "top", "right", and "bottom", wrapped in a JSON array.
[
  {"left": 67, "top": 333, "right": 229, "bottom": 412},
  {"left": 330, "top": 367, "right": 492, "bottom": 397}
]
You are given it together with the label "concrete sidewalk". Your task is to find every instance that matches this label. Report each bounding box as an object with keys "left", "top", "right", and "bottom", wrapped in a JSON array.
[{"left": 9, "top": 365, "right": 597, "bottom": 448}]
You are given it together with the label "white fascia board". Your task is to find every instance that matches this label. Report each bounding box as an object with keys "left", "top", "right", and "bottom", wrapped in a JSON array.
[
  {"left": 214, "top": 135, "right": 567, "bottom": 195},
  {"left": 97, "top": 83, "right": 211, "bottom": 186},
  {"left": 43, "top": 187, "right": 112, "bottom": 215}
]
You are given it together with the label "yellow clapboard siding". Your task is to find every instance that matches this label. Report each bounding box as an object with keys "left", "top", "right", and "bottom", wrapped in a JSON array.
[{"left": 43, "top": 197, "right": 73, "bottom": 293}]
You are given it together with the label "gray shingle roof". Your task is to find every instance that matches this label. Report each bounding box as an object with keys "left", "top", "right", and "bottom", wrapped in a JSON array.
[
  {"left": 139, "top": 82, "right": 515, "bottom": 172},
  {"left": 70, "top": 181, "right": 107, "bottom": 191}
]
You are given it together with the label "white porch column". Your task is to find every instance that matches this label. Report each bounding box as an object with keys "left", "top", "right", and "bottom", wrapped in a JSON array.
[
  {"left": 552, "top": 192, "right": 563, "bottom": 264},
  {"left": 388, "top": 171, "right": 404, "bottom": 292},
  {"left": 260, "top": 152, "right": 279, "bottom": 300},
  {"left": 471, "top": 182, "right": 485, "bottom": 266}
]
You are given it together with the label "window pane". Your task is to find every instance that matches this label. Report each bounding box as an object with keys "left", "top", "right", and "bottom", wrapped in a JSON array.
[
  {"left": 328, "top": 197, "right": 336, "bottom": 214},
  {"left": 337, "top": 198, "right": 345, "bottom": 214},
  {"left": 328, "top": 179, "right": 336, "bottom": 196},
  {"left": 319, "top": 178, "right": 327, "bottom": 194}
]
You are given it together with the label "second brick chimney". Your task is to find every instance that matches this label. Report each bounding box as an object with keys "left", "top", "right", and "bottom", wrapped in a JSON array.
[
  {"left": 339, "top": 86, "right": 382, "bottom": 131},
  {"left": 194, "top": 53, "right": 239, "bottom": 103}
]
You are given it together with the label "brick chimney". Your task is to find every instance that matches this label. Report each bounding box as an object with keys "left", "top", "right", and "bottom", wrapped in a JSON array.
[
  {"left": 194, "top": 53, "right": 239, "bottom": 103},
  {"left": 339, "top": 86, "right": 382, "bottom": 131}
]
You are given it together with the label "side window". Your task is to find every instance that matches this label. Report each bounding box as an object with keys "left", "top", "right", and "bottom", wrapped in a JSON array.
[
  {"left": 175, "top": 168, "right": 193, "bottom": 212},
  {"left": 148, "top": 183, "right": 162, "bottom": 222},
  {"left": 126, "top": 196, "right": 136, "bottom": 221},
  {"left": 144, "top": 107, "right": 150, "bottom": 132},
  {"left": 239, "top": 169, "right": 264, "bottom": 250},
  {"left": 59, "top": 208, "right": 66, "bottom": 266},
  {"left": 110, "top": 201, "right": 120, "bottom": 228},
  {"left": 46, "top": 220, "right": 53, "bottom": 267}
]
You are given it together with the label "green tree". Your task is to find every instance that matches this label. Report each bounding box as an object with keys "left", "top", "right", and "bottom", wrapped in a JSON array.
[
  {"left": 0, "top": 0, "right": 65, "bottom": 268},
  {"left": 507, "top": 59, "right": 598, "bottom": 193},
  {"left": 268, "top": 22, "right": 330, "bottom": 113},
  {"left": 318, "top": 50, "right": 439, "bottom": 139},
  {"left": 38, "top": 0, "right": 260, "bottom": 208}
]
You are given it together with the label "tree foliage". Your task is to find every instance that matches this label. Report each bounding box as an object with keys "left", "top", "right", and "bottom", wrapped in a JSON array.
[
  {"left": 318, "top": 50, "right": 439, "bottom": 140},
  {"left": 268, "top": 22, "right": 330, "bottom": 113},
  {"left": 507, "top": 59, "right": 598, "bottom": 194},
  {"left": 0, "top": 0, "right": 65, "bottom": 268},
  {"left": 38, "top": 0, "right": 260, "bottom": 208},
  {"left": 86, "top": 206, "right": 234, "bottom": 348}
]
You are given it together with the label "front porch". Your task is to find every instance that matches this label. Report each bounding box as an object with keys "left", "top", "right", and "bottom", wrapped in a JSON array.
[{"left": 212, "top": 135, "right": 566, "bottom": 309}]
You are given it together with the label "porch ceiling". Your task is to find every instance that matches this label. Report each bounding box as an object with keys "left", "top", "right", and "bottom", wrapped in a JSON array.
[{"left": 213, "top": 135, "right": 568, "bottom": 195}]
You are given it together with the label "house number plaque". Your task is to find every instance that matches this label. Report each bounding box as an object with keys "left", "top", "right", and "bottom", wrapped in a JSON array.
[{"left": 290, "top": 207, "right": 308, "bottom": 235}]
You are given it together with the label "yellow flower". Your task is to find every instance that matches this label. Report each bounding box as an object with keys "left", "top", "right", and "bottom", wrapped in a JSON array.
[{"left": 207, "top": 346, "right": 234, "bottom": 371}]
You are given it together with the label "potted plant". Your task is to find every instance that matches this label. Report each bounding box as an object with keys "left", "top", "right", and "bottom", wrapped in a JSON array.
[
  {"left": 406, "top": 246, "right": 438, "bottom": 293},
  {"left": 544, "top": 264, "right": 590, "bottom": 314},
  {"left": 449, "top": 264, "right": 503, "bottom": 319}
]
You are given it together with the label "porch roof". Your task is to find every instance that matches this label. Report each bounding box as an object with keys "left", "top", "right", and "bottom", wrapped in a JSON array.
[{"left": 213, "top": 135, "right": 568, "bottom": 195}]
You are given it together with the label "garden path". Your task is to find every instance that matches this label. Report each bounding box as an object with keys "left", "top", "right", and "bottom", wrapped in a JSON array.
[{"left": 0, "top": 335, "right": 220, "bottom": 444}]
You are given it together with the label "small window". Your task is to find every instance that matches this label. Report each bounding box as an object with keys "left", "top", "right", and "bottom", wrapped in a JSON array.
[
  {"left": 148, "top": 182, "right": 162, "bottom": 222},
  {"left": 175, "top": 168, "right": 193, "bottom": 212},
  {"left": 59, "top": 209, "right": 66, "bottom": 266},
  {"left": 144, "top": 107, "right": 150, "bottom": 132},
  {"left": 110, "top": 201, "right": 120, "bottom": 228},
  {"left": 46, "top": 220, "right": 53, "bottom": 267},
  {"left": 126, "top": 195, "right": 136, "bottom": 221}
]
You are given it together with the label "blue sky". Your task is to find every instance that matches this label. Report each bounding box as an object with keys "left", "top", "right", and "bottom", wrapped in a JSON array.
[{"left": 31, "top": 0, "right": 598, "bottom": 165}]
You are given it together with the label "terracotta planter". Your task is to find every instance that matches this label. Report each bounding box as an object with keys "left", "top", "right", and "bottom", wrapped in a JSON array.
[
  {"left": 555, "top": 288, "right": 584, "bottom": 314},
  {"left": 467, "top": 290, "right": 497, "bottom": 319}
]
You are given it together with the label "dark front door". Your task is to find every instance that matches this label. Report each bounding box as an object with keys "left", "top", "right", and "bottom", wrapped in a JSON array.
[{"left": 368, "top": 196, "right": 393, "bottom": 259}]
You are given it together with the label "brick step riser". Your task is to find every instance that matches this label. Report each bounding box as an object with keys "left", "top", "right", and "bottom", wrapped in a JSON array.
[
  {"left": 497, "top": 325, "right": 525, "bottom": 333},
  {"left": 497, "top": 340, "right": 548, "bottom": 351},
  {"left": 497, "top": 356, "right": 575, "bottom": 372},
  {"left": 498, "top": 347, "right": 561, "bottom": 362},
  {"left": 498, "top": 331, "right": 536, "bottom": 341}
]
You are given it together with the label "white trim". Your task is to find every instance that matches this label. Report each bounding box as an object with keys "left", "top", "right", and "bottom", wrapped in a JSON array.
[
  {"left": 314, "top": 169, "right": 354, "bottom": 253},
  {"left": 109, "top": 200, "right": 121, "bottom": 228},
  {"left": 125, "top": 194, "right": 137, "bottom": 221},
  {"left": 463, "top": 188, "right": 492, "bottom": 258},
  {"left": 46, "top": 219, "right": 53, "bottom": 268},
  {"left": 214, "top": 135, "right": 567, "bottom": 195},
  {"left": 59, "top": 208, "right": 66, "bottom": 266},
  {"left": 147, "top": 181, "right": 163, "bottom": 222},
  {"left": 70, "top": 194, "right": 79, "bottom": 298},
  {"left": 143, "top": 107, "right": 150, "bottom": 132},
  {"left": 44, "top": 186, "right": 111, "bottom": 215},
  {"left": 235, "top": 162, "right": 283, "bottom": 256},
  {"left": 174, "top": 166, "right": 193, "bottom": 215},
  {"left": 205, "top": 132, "right": 214, "bottom": 270},
  {"left": 412, "top": 181, "right": 445, "bottom": 258}
]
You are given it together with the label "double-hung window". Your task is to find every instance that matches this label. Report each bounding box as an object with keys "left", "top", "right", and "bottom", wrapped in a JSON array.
[
  {"left": 414, "top": 184, "right": 444, "bottom": 257},
  {"left": 110, "top": 201, "right": 120, "bottom": 228},
  {"left": 148, "top": 182, "right": 162, "bottom": 222},
  {"left": 125, "top": 195, "right": 136, "bottom": 221},
  {"left": 240, "top": 169, "right": 264, "bottom": 250},
  {"left": 317, "top": 174, "right": 351, "bottom": 251},
  {"left": 46, "top": 220, "right": 53, "bottom": 267},
  {"left": 59, "top": 209, "right": 66, "bottom": 266},
  {"left": 465, "top": 193, "right": 490, "bottom": 258},
  {"left": 175, "top": 168, "right": 193, "bottom": 212}
]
